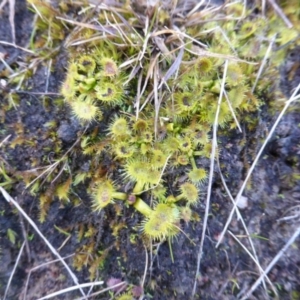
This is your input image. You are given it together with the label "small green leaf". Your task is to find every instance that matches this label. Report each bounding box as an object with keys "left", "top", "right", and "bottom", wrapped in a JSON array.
[{"left": 7, "top": 228, "right": 17, "bottom": 245}]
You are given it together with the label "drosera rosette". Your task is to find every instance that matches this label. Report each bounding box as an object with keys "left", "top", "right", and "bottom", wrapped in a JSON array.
[
  {"left": 107, "top": 116, "right": 132, "bottom": 140},
  {"left": 151, "top": 184, "right": 167, "bottom": 202},
  {"left": 175, "top": 154, "right": 190, "bottom": 166},
  {"left": 137, "top": 129, "right": 153, "bottom": 145},
  {"left": 195, "top": 56, "right": 214, "bottom": 74},
  {"left": 98, "top": 57, "right": 119, "bottom": 78},
  {"left": 60, "top": 72, "right": 77, "bottom": 102},
  {"left": 227, "top": 84, "right": 248, "bottom": 110},
  {"left": 70, "top": 94, "right": 102, "bottom": 123},
  {"left": 113, "top": 141, "right": 136, "bottom": 159},
  {"left": 123, "top": 157, "right": 162, "bottom": 194},
  {"left": 187, "top": 167, "right": 208, "bottom": 185},
  {"left": 187, "top": 156, "right": 208, "bottom": 186},
  {"left": 131, "top": 118, "right": 150, "bottom": 133},
  {"left": 199, "top": 95, "right": 232, "bottom": 128},
  {"left": 161, "top": 135, "right": 181, "bottom": 154},
  {"left": 95, "top": 80, "right": 125, "bottom": 106},
  {"left": 141, "top": 203, "right": 180, "bottom": 241},
  {"left": 184, "top": 122, "right": 210, "bottom": 148},
  {"left": 173, "top": 91, "right": 199, "bottom": 115},
  {"left": 91, "top": 179, "right": 127, "bottom": 212},
  {"left": 175, "top": 182, "right": 199, "bottom": 207},
  {"left": 77, "top": 55, "right": 97, "bottom": 75},
  {"left": 180, "top": 206, "right": 193, "bottom": 224},
  {"left": 67, "top": 60, "right": 92, "bottom": 83},
  {"left": 226, "top": 62, "right": 246, "bottom": 87},
  {"left": 115, "top": 292, "right": 133, "bottom": 300},
  {"left": 178, "top": 135, "right": 193, "bottom": 154},
  {"left": 149, "top": 148, "right": 169, "bottom": 169}
]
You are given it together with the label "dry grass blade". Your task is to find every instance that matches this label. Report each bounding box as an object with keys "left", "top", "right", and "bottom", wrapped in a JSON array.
[
  {"left": 137, "top": 53, "right": 160, "bottom": 116},
  {"left": 267, "top": 0, "right": 293, "bottom": 28},
  {"left": 22, "top": 254, "right": 75, "bottom": 300},
  {"left": 56, "top": 16, "right": 112, "bottom": 32},
  {"left": 186, "top": 0, "right": 206, "bottom": 18},
  {"left": 216, "top": 158, "right": 276, "bottom": 295},
  {"left": 158, "top": 45, "right": 184, "bottom": 89},
  {"left": 25, "top": 160, "right": 61, "bottom": 189},
  {"left": 240, "top": 226, "right": 300, "bottom": 299},
  {"left": 191, "top": 60, "right": 229, "bottom": 299},
  {"left": 152, "top": 28, "right": 208, "bottom": 49},
  {"left": 138, "top": 16, "right": 150, "bottom": 62},
  {"left": 45, "top": 59, "right": 52, "bottom": 93},
  {"left": 26, "top": 134, "right": 82, "bottom": 188},
  {"left": 0, "top": 41, "right": 35, "bottom": 54},
  {"left": 0, "top": 0, "right": 8, "bottom": 10},
  {"left": 186, "top": 3, "right": 226, "bottom": 27},
  {"left": 0, "top": 55, "right": 13, "bottom": 73},
  {"left": 76, "top": 282, "right": 127, "bottom": 300},
  {"left": 141, "top": 244, "right": 148, "bottom": 288},
  {"left": 0, "top": 0, "right": 15, "bottom": 43},
  {"left": 135, "top": 71, "right": 143, "bottom": 120},
  {"left": 228, "top": 231, "right": 276, "bottom": 297},
  {"left": 224, "top": 91, "right": 242, "bottom": 132},
  {"left": 18, "top": 211, "right": 31, "bottom": 262},
  {"left": 37, "top": 281, "right": 104, "bottom": 300},
  {"left": 8, "top": 0, "right": 15, "bottom": 44},
  {"left": 0, "top": 187, "right": 87, "bottom": 299},
  {"left": 139, "top": 89, "right": 154, "bottom": 112},
  {"left": 3, "top": 241, "right": 25, "bottom": 300},
  {"left": 252, "top": 34, "right": 277, "bottom": 93},
  {"left": 153, "top": 60, "right": 160, "bottom": 139},
  {"left": 0, "top": 134, "right": 11, "bottom": 147},
  {"left": 186, "top": 46, "right": 257, "bottom": 64},
  {"left": 216, "top": 84, "right": 300, "bottom": 250}
]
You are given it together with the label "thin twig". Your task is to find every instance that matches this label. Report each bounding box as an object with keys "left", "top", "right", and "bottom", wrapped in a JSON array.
[
  {"left": 0, "top": 135, "right": 11, "bottom": 147},
  {"left": 26, "top": 132, "right": 82, "bottom": 188},
  {"left": 216, "top": 158, "right": 276, "bottom": 295},
  {"left": 216, "top": 83, "right": 300, "bottom": 248},
  {"left": 267, "top": 0, "right": 293, "bottom": 28},
  {"left": 153, "top": 60, "right": 159, "bottom": 139},
  {"left": 224, "top": 90, "right": 242, "bottom": 132},
  {"left": 3, "top": 241, "right": 25, "bottom": 300},
  {"left": 191, "top": 60, "right": 229, "bottom": 299},
  {"left": 0, "top": 41, "right": 34, "bottom": 54},
  {"left": 76, "top": 282, "right": 127, "bottom": 300},
  {"left": 9, "top": 0, "right": 15, "bottom": 44},
  {"left": 37, "top": 281, "right": 104, "bottom": 300},
  {"left": 18, "top": 211, "right": 31, "bottom": 262},
  {"left": 252, "top": 34, "right": 277, "bottom": 93},
  {"left": 240, "top": 226, "right": 300, "bottom": 299},
  {"left": 0, "top": 187, "right": 87, "bottom": 299},
  {"left": 0, "top": 0, "right": 8, "bottom": 11},
  {"left": 158, "top": 45, "right": 184, "bottom": 89},
  {"left": 141, "top": 244, "right": 148, "bottom": 288},
  {"left": 23, "top": 254, "right": 75, "bottom": 300},
  {"left": 228, "top": 231, "right": 276, "bottom": 296},
  {"left": 45, "top": 59, "right": 52, "bottom": 94}
]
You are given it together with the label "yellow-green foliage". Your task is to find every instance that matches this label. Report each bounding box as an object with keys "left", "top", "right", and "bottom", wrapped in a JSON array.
[
  {"left": 56, "top": 3, "right": 300, "bottom": 244},
  {"left": 57, "top": 1, "right": 300, "bottom": 244},
  {"left": 61, "top": 47, "right": 126, "bottom": 123}
]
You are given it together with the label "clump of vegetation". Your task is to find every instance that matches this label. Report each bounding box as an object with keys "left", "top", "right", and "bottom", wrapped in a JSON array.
[
  {"left": 58, "top": 0, "right": 287, "bottom": 245},
  {"left": 1, "top": 0, "right": 300, "bottom": 293}
]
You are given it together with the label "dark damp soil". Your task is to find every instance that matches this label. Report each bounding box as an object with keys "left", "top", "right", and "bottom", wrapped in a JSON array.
[{"left": 1, "top": 1, "right": 300, "bottom": 300}]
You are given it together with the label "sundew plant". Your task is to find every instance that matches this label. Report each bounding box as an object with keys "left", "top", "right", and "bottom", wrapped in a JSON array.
[
  {"left": 3, "top": 0, "right": 300, "bottom": 285},
  {"left": 59, "top": 0, "right": 296, "bottom": 244}
]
